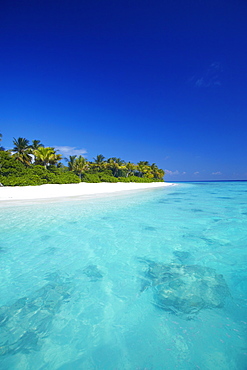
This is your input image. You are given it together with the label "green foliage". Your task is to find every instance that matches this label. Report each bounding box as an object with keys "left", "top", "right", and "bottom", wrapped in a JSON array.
[
  {"left": 65, "top": 155, "right": 77, "bottom": 171},
  {"left": 0, "top": 151, "right": 26, "bottom": 175},
  {"left": 99, "top": 174, "right": 118, "bottom": 182},
  {"left": 0, "top": 136, "right": 165, "bottom": 185},
  {"left": 34, "top": 147, "right": 62, "bottom": 168},
  {"left": 93, "top": 154, "right": 105, "bottom": 164},
  {"left": 40, "top": 171, "right": 80, "bottom": 184},
  {"left": 118, "top": 176, "right": 164, "bottom": 183},
  {"left": 0, "top": 174, "right": 46, "bottom": 186},
  {"left": 82, "top": 173, "right": 101, "bottom": 183},
  {"left": 30, "top": 140, "right": 44, "bottom": 150},
  {"left": 82, "top": 172, "right": 120, "bottom": 183},
  {"left": 73, "top": 156, "right": 88, "bottom": 179},
  {"left": 0, "top": 151, "right": 79, "bottom": 186},
  {"left": 58, "top": 172, "right": 80, "bottom": 184},
  {"left": 12, "top": 137, "right": 32, "bottom": 165},
  {"left": 83, "top": 173, "right": 130, "bottom": 183}
]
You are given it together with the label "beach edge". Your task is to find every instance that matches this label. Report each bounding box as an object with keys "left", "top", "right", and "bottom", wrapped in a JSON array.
[{"left": 0, "top": 182, "right": 175, "bottom": 202}]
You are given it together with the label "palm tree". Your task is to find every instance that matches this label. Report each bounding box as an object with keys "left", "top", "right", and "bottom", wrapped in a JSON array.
[
  {"left": 74, "top": 156, "right": 89, "bottom": 180},
  {"left": 138, "top": 161, "right": 150, "bottom": 166},
  {"left": 30, "top": 140, "right": 44, "bottom": 151},
  {"left": 65, "top": 155, "right": 77, "bottom": 171},
  {"left": 34, "top": 147, "right": 61, "bottom": 169},
  {"left": 125, "top": 162, "right": 136, "bottom": 177},
  {"left": 93, "top": 154, "right": 105, "bottom": 164},
  {"left": 12, "top": 137, "right": 32, "bottom": 165},
  {"left": 49, "top": 151, "right": 62, "bottom": 166},
  {"left": 149, "top": 163, "right": 158, "bottom": 178},
  {"left": 150, "top": 163, "right": 158, "bottom": 171},
  {"left": 136, "top": 161, "right": 149, "bottom": 177},
  {"left": 156, "top": 168, "right": 165, "bottom": 179},
  {"left": 30, "top": 140, "right": 44, "bottom": 163},
  {"left": 91, "top": 154, "right": 106, "bottom": 171},
  {"left": 107, "top": 157, "right": 125, "bottom": 177},
  {"left": 148, "top": 163, "right": 165, "bottom": 179},
  {"left": 0, "top": 133, "right": 4, "bottom": 151}
]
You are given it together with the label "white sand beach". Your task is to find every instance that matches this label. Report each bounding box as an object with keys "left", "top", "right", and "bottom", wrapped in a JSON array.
[{"left": 0, "top": 182, "right": 174, "bottom": 202}]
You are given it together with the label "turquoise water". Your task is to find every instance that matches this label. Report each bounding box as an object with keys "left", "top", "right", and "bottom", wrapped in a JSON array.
[{"left": 0, "top": 182, "right": 247, "bottom": 369}]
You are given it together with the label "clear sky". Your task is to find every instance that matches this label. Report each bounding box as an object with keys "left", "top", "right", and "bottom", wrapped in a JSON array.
[{"left": 1, "top": 0, "right": 246, "bottom": 181}]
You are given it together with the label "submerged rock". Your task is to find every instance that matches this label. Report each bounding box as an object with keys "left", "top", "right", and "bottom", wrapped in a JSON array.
[
  {"left": 83, "top": 264, "right": 103, "bottom": 281},
  {"left": 0, "top": 274, "right": 72, "bottom": 357},
  {"left": 140, "top": 260, "right": 230, "bottom": 318},
  {"left": 173, "top": 250, "right": 191, "bottom": 263}
]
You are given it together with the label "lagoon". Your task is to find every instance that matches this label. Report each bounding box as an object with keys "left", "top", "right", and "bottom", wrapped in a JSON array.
[{"left": 0, "top": 182, "right": 247, "bottom": 369}]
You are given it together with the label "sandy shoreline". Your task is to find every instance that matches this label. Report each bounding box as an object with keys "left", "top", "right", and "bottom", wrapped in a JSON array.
[{"left": 0, "top": 182, "right": 175, "bottom": 202}]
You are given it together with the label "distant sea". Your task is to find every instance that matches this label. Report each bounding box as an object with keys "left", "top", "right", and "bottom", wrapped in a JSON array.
[{"left": 0, "top": 181, "right": 246, "bottom": 369}]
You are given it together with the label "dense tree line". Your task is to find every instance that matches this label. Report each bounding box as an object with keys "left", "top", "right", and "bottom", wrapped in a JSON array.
[{"left": 0, "top": 135, "right": 165, "bottom": 186}]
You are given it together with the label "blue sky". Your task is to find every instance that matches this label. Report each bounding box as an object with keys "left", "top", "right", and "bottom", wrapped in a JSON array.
[{"left": 1, "top": 0, "right": 247, "bottom": 181}]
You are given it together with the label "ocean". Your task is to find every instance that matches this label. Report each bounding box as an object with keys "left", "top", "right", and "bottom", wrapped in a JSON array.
[{"left": 0, "top": 181, "right": 246, "bottom": 369}]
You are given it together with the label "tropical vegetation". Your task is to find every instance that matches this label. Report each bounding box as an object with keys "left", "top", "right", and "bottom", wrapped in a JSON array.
[{"left": 0, "top": 134, "right": 165, "bottom": 186}]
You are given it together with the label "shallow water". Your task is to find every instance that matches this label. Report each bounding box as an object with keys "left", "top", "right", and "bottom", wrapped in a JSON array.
[{"left": 0, "top": 182, "right": 247, "bottom": 369}]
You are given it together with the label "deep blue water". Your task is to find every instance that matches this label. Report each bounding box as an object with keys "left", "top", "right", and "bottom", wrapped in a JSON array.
[{"left": 0, "top": 182, "right": 247, "bottom": 369}]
